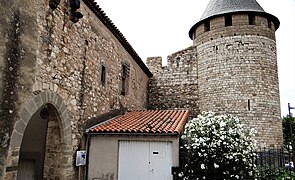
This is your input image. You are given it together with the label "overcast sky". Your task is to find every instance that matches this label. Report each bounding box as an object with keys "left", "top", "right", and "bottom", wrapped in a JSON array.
[{"left": 96, "top": 0, "right": 295, "bottom": 117}]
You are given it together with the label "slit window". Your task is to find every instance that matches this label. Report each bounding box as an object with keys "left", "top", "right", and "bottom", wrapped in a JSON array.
[
  {"left": 248, "top": 99, "right": 251, "bottom": 111},
  {"left": 249, "top": 14, "right": 255, "bottom": 25},
  {"left": 101, "top": 65, "right": 106, "bottom": 85},
  {"left": 225, "top": 14, "right": 232, "bottom": 27},
  {"left": 267, "top": 19, "right": 272, "bottom": 29},
  {"left": 121, "top": 63, "right": 130, "bottom": 96},
  {"left": 204, "top": 20, "right": 210, "bottom": 32}
]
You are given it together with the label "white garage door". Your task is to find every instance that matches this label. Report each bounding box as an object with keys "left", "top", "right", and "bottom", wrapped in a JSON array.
[{"left": 118, "top": 141, "right": 173, "bottom": 180}]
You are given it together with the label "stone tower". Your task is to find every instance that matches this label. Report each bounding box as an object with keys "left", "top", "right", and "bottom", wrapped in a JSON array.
[{"left": 147, "top": 0, "right": 283, "bottom": 148}]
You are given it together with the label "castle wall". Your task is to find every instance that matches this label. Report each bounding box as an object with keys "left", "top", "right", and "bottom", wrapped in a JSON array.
[
  {"left": 147, "top": 46, "right": 199, "bottom": 117},
  {"left": 1, "top": 0, "right": 150, "bottom": 179},
  {"left": 34, "top": 0, "right": 150, "bottom": 139},
  {"left": 197, "top": 35, "right": 282, "bottom": 147},
  {"left": 0, "top": 0, "right": 39, "bottom": 178},
  {"left": 193, "top": 14, "right": 276, "bottom": 45},
  {"left": 148, "top": 13, "right": 283, "bottom": 148},
  {"left": 194, "top": 14, "right": 282, "bottom": 147}
]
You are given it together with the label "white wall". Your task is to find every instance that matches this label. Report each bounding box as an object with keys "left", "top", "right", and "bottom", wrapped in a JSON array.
[{"left": 87, "top": 135, "right": 179, "bottom": 180}]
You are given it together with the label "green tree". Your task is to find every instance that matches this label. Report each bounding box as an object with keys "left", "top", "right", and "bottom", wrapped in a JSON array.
[{"left": 282, "top": 114, "right": 295, "bottom": 144}]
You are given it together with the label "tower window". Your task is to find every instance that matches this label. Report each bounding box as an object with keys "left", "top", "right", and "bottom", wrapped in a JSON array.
[
  {"left": 267, "top": 19, "right": 272, "bottom": 29},
  {"left": 176, "top": 57, "right": 180, "bottom": 67},
  {"left": 121, "top": 63, "right": 130, "bottom": 96},
  {"left": 248, "top": 14, "right": 255, "bottom": 25},
  {"left": 101, "top": 65, "right": 106, "bottom": 85},
  {"left": 225, "top": 14, "right": 232, "bottom": 27},
  {"left": 204, "top": 20, "right": 210, "bottom": 32}
]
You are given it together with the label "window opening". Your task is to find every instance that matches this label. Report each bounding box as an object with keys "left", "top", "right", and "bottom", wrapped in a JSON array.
[
  {"left": 225, "top": 14, "right": 232, "bottom": 27},
  {"left": 121, "top": 63, "right": 130, "bottom": 95},
  {"left": 204, "top": 20, "right": 210, "bottom": 32},
  {"left": 249, "top": 14, "right": 255, "bottom": 25},
  {"left": 267, "top": 19, "right": 272, "bottom": 29},
  {"left": 101, "top": 65, "right": 106, "bottom": 85},
  {"left": 176, "top": 57, "right": 180, "bottom": 67}
]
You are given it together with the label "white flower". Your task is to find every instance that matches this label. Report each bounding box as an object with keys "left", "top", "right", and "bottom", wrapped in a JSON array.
[
  {"left": 220, "top": 121, "right": 226, "bottom": 127},
  {"left": 182, "top": 111, "right": 256, "bottom": 177},
  {"left": 214, "top": 163, "right": 219, "bottom": 168}
]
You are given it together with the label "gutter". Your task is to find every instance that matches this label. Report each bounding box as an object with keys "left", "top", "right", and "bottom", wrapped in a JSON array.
[{"left": 85, "top": 132, "right": 180, "bottom": 137}]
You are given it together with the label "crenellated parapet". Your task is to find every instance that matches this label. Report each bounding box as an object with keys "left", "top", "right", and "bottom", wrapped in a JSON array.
[{"left": 147, "top": 46, "right": 200, "bottom": 117}]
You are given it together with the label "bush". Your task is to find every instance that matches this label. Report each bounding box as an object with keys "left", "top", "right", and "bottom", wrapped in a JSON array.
[{"left": 180, "top": 112, "right": 257, "bottom": 179}]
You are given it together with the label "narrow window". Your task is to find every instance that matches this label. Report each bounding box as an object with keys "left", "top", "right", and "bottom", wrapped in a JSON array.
[
  {"left": 204, "top": 20, "right": 210, "bottom": 32},
  {"left": 121, "top": 63, "right": 130, "bottom": 95},
  {"left": 176, "top": 57, "right": 180, "bottom": 67},
  {"left": 267, "top": 19, "right": 272, "bottom": 29},
  {"left": 225, "top": 14, "right": 232, "bottom": 27},
  {"left": 248, "top": 14, "right": 255, "bottom": 25},
  {"left": 248, "top": 99, "right": 251, "bottom": 111},
  {"left": 101, "top": 65, "right": 106, "bottom": 85}
]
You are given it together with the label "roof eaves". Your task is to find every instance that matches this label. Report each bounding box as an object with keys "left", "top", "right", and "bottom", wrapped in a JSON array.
[
  {"left": 86, "top": 131, "right": 180, "bottom": 136},
  {"left": 189, "top": 11, "right": 280, "bottom": 39}
]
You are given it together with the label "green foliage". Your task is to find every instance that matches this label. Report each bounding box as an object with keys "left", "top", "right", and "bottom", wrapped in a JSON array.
[
  {"left": 256, "top": 167, "right": 295, "bottom": 180},
  {"left": 282, "top": 115, "right": 295, "bottom": 144}
]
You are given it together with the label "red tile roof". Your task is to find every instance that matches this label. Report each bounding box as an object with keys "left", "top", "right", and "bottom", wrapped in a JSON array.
[{"left": 87, "top": 110, "right": 189, "bottom": 135}]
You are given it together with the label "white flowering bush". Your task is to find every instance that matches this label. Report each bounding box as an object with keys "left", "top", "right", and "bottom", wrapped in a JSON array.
[{"left": 180, "top": 111, "right": 257, "bottom": 179}]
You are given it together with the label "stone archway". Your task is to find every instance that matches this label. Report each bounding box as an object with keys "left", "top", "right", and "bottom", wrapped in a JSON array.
[{"left": 5, "top": 90, "right": 73, "bottom": 179}]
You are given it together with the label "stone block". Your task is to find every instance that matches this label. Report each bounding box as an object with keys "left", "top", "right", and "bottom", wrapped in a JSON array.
[
  {"left": 19, "top": 107, "right": 32, "bottom": 124},
  {"left": 10, "top": 131, "right": 23, "bottom": 149}
]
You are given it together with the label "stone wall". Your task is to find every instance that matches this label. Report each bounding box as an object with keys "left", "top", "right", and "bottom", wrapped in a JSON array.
[
  {"left": 147, "top": 46, "right": 199, "bottom": 117},
  {"left": 148, "top": 12, "right": 283, "bottom": 148},
  {"left": 0, "top": 0, "right": 38, "bottom": 178},
  {"left": 197, "top": 35, "right": 282, "bottom": 147},
  {"left": 34, "top": 0, "right": 150, "bottom": 146},
  {"left": 194, "top": 13, "right": 282, "bottom": 147},
  {"left": 192, "top": 14, "right": 276, "bottom": 45},
  {"left": 1, "top": 0, "right": 151, "bottom": 179}
]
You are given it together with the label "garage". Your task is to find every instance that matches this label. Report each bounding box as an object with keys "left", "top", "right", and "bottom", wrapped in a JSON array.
[
  {"left": 86, "top": 110, "right": 189, "bottom": 180},
  {"left": 118, "top": 141, "right": 172, "bottom": 180}
]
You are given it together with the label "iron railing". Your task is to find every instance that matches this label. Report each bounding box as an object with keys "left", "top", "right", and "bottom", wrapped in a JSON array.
[{"left": 179, "top": 146, "right": 295, "bottom": 179}]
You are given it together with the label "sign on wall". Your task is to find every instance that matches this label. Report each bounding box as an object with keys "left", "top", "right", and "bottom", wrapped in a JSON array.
[{"left": 76, "top": 150, "right": 87, "bottom": 166}]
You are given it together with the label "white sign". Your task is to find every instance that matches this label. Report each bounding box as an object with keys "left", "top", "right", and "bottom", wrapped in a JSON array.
[{"left": 76, "top": 150, "right": 86, "bottom": 166}]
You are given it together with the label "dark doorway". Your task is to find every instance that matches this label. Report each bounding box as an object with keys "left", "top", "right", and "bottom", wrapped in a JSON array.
[{"left": 17, "top": 106, "right": 50, "bottom": 180}]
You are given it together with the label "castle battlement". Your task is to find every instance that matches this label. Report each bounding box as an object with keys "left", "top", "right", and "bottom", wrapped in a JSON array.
[{"left": 148, "top": 0, "right": 283, "bottom": 148}]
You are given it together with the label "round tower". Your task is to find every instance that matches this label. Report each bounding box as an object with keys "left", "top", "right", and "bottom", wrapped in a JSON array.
[{"left": 190, "top": 0, "right": 282, "bottom": 148}]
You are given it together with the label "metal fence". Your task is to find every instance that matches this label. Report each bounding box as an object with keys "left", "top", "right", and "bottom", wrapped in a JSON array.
[
  {"left": 179, "top": 146, "right": 295, "bottom": 179},
  {"left": 255, "top": 147, "right": 295, "bottom": 179}
]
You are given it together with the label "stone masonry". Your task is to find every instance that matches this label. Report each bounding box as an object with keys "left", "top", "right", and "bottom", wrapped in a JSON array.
[
  {"left": 0, "top": 0, "right": 284, "bottom": 179},
  {"left": 0, "top": 0, "right": 151, "bottom": 179},
  {"left": 147, "top": 12, "right": 283, "bottom": 148},
  {"left": 147, "top": 46, "right": 199, "bottom": 118}
]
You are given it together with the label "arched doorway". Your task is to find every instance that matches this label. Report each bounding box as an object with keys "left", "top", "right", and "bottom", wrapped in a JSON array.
[
  {"left": 17, "top": 106, "right": 50, "bottom": 179},
  {"left": 7, "top": 90, "right": 73, "bottom": 180}
]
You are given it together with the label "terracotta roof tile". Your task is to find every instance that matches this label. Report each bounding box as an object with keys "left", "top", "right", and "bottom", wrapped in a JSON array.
[{"left": 87, "top": 110, "right": 189, "bottom": 135}]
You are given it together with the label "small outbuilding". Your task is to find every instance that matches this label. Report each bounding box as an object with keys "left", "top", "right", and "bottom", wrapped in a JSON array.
[{"left": 86, "top": 110, "right": 189, "bottom": 180}]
